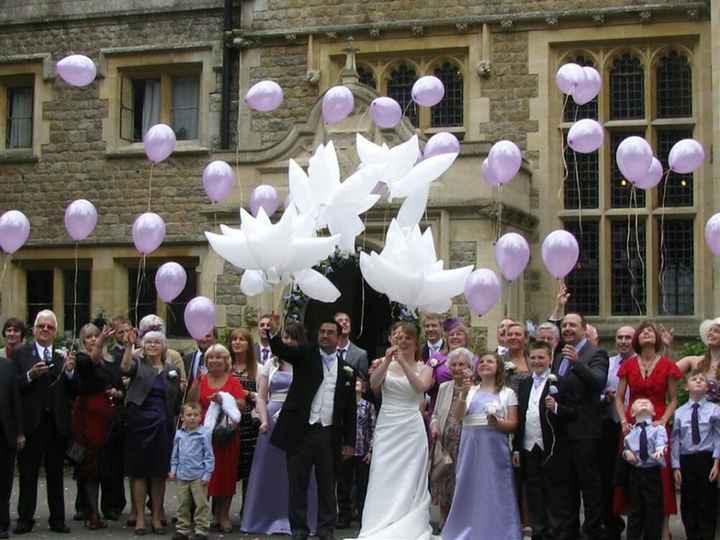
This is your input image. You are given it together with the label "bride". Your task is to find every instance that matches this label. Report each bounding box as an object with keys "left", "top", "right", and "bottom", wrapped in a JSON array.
[{"left": 353, "top": 322, "right": 436, "bottom": 540}]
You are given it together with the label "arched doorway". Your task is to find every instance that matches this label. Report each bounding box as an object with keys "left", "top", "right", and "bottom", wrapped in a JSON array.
[{"left": 303, "top": 258, "right": 392, "bottom": 360}]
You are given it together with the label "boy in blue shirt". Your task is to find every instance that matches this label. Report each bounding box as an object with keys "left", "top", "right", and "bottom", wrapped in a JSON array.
[
  {"left": 170, "top": 402, "right": 214, "bottom": 540},
  {"left": 671, "top": 370, "right": 720, "bottom": 540}
]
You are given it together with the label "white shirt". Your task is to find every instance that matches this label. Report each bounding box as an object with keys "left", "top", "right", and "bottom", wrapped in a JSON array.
[
  {"left": 309, "top": 351, "right": 337, "bottom": 427},
  {"left": 259, "top": 346, "right": 272, "bottom": 365},
  {"left": 427, "top": 339, "right": 444, "bottom": 355},
  {"left": 524, "top": 370, "right": 550, "bottom": 451},
  {"left": 605, "top": 353, "right": 629, "bottom": 422}
]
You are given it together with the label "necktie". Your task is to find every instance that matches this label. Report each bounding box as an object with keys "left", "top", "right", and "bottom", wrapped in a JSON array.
[
  {"left": 337, "top": 349, "right": 346, "bottom": 363},
  {"left": 639, "top": 422, "right": 649, "bottom": 461},
  {"left": 43, "top": 347, "right": 52, "bottom": 365},
  {"left": 193, "top": 352, "right": 203, "bottom": 379},
  {"left": 262, "top": 348, "right": 269, "bottom": 362},
  {"left": 691, "top": 402, "right": 701, "bottom": 445},
  {"left": 558, "top": 357, "right": 569, "bottom": 376}
]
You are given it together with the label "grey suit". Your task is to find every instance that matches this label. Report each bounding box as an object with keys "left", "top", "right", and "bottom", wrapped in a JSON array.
[{"left": 339, "top": 342, "right": 368, "bottom": 380}]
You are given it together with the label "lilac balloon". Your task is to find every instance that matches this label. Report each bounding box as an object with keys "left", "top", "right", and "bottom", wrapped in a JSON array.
[
  {"left": 541, "top": 230, "right": 579, "bottom": 279},
  {"left": 202, "top": 161, "right": 235, "bottom": 203},
  {"left": 64, "top": 199, "right": 98, "bottom": 241},
  {"left": 488, "top": 140, "right": 522, "bottom": 184},
  {"left": 616, "top": 136, "right": 653, "bottom": 182},
  {"left": 423, "top": 132, "right": 460, "bottom": 159},
  {"left": 0, "top": 210, "right": 30, "bottom": 254},
  {"left": 632, "top": 157, "right": 663, "bottom": 190},
  {"left": 567, "top": 119, "right": 604, "bottom": 154},
  {"left": 481, "top": 158, "right": 502, "bottom": 187},
  {"left": 464, "top": 268, "right": 502, "bottom": 316},
  {"left": 143, "top": 124, "right": 176, "bottom": 163},
  {"left": 132, "top": 212, "right": 166, "bottom": 255},
  {"left": 705, "top": 213, "right": 720, "bottom": 256},
  {"left": 155, "top": 262, "right": 187, "bottom": 303},
  {"left": 322, "top": 86, "right": 354, "bottom": 124},
  {"left": 571, "top": 67, "right": 602, "bottom": 106},
  {"left": 56, "top": 54, "right": 97, "bottom": 87},
  {"left": 370, "top": 97, "right": 402, "bottom": 128},
  {"left": 556, "top": 63, "right": 586, "bottom": 95},
  {"left": 495, "top": 233, "right": 530, "bottom": 281},
  {"left": 411, "top": 75, "right": 445, "bottom": 107},
  {"left": 245, "top": 80, "right": 284, "bottom": 113},
  {"left": 249, "top": 185, "right": 280, "bottom": 217},
  {"left": 668, "top": 139, "right": 705, "bottom": 174},
  {"left": 184, "top": 296, "right": 216, "bottom": 340}
]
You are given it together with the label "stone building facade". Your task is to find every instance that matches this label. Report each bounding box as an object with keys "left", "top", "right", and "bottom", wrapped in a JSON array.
[{"left": 0, "top": 0, "right": 716, "bottom": 356}]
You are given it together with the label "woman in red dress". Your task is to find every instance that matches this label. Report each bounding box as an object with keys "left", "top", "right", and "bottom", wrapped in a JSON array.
[
  {"left": 614, "top": 320, "right": 681, "bottom": 540},
  {"left": 190, "top": 343, "right": 246, "bottom": 533}
]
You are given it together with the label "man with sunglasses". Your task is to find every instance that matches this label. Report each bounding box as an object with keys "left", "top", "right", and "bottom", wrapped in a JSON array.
[{"left": 11, "top": 310, "right": 76, "bottom": 535}]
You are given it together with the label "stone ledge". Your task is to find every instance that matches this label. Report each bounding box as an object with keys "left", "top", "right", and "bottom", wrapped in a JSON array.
[
  {"left": 0, "top": 150, "right": 39, "bottom": 164},
  {"left": 105, "top": 143, "right": 210, "bottom": 159},
  {"left": 0, "top": 53, "right": 54, "bottom": 80}
]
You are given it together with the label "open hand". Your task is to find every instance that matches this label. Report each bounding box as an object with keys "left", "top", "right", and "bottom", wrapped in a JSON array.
[{"left": 709, "top": 462, "right": 719, "bottom": 482}]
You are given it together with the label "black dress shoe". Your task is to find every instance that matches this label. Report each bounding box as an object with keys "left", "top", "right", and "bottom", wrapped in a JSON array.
[
  {"left": 49, "top": 523, "right": 71, "bottom": 533},
  {"left": 103, "top": 511, "right": 120, "bottom": 521},
  {"left": 337, "top": 519, "right": 351, "bottom": 529},
  {"left": 13, "top": 520, "right": 34, "bottom": 535},
  {"left": 0, "top": 529, "right": 9, "bottom": 539},
  {"left": 72, "top": 512, "right": 85, "bottom": 522}
]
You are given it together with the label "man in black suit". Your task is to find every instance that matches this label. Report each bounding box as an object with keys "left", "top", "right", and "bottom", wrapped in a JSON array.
[
  {"left": 0, "top": 351, "right": 24, "bottom": 539},
  {"left": 551, "top": 312, "right": 609, "bottom": 540},
  {"left": 267, "top": 315, "right": 357, "bottom": 540},
  {"left": 182, "top": 328, "right": 216, "bottom": 393},
  {"left": 513, "top": 340, "right": 576, "bottom": 540},
  {"left": 420, "top": 313, "right": 444, "bottom": 362},
  {"left": 12, "top": 310, "right": 75, "bottom": 535}
]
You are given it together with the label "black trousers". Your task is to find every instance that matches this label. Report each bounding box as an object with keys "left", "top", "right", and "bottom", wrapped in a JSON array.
[
  {"left": 554, "top": 438, "right": 606, "bottom": 540},
  {"left": 626, "top": 466, "right": 662, "bottom": 540},
  {"left": 287, "top": 425, "right": 336, "bottom": 536},
  {"left": 0, "top": 442, "right": 16, "bottom": 531},
  {"left": 337, "top": 455, "right": 370, "bottom": 523},
  {"left": 599, "top": 419, "right": 625, "bottom": 539},
  {"left": 17, "top": 412, "right": 67, "bottom": 525},
  {"left": 523, "top": 445, "right": 567, "bottom": 540},
  {"left": 679, "top": 452, "right": 718, "bottom": 540}
]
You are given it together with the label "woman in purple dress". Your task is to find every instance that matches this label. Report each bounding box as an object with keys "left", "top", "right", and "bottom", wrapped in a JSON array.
[
  {"left": 240, "top": 322, "right": 317, "bottom": 535},
  {"left": 442, "top": 352, "right": 520, "bottom": 540}
]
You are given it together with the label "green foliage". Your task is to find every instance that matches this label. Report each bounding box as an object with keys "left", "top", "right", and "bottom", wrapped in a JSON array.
[{"left": 675, "top": 339, "right": 706, "bottom": 407}]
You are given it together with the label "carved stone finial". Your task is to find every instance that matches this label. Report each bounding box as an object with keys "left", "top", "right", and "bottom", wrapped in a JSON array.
[
  {"left": 285, "top": 33, "right": 297, "bottom": 42},
  {"left": 687, "top": 8, "right": 699, "bottom": 19},
  {"left": 592, "top": 13, "right": 605, "bottom": 25},
  {"left": 233, "top": 37, "right": 254, "bottom": 49},
  {"left": 455, "top": 23, "right": 468, "bottom": 33},
  {"left": 639, "top": 10, "right": 652, "bottom": 22},
  {"left": 305, "top": 70, "right": 320, "bottom": 85},
  {"left": 545, "top": 16, "right": 558, "bottom": 26},
  {"left": 369, "top": 27, "right": 380, "bottom": 39},
  {"left": 477, "top": 61, "right": 491, "bottom": 78},
  {"left": 340, "top": 36, "right": 359, "bottom": 85},
  {"left": 412, "top": 25, "right": 424, "bottom": 37},
  {"left": 325, "top": 32, "right": 338, "bottom": 40},
  {"left": 500, "top": 19, "right": 513, "bottom": 30}
]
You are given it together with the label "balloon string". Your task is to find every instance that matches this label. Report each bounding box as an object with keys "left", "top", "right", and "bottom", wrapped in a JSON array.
[
  {"left": 557, "top": 94, "right": 570, "bottom": 201},
  {"left": 658, "top": 168, "right": 672, "bottom": 314},
  {"left": 626, "top": 196, "right": 641, "bottom": 315},
  {"left": 0, "top": 257, "right": 9, "bottom": 310},
  {"left": 73, "top": 242, "right": 79, "bottom": 341},
  {"left": 147, "top": 162, "right": 154, "bottom": 211},
  {"left": 573, "top": 104, "right": 583, "bottom": 238},
  {"left": 495, "top": 185, "right": 503, "bottom": 241},
  {"left": 358, "top": 263, "right": 366, "bottom": 340},
  {"left": 632, "top": 188, "right": 645, "bottom": 312},
  {"left": 134, "top": 255, "right": 146, "bottom": 326}
]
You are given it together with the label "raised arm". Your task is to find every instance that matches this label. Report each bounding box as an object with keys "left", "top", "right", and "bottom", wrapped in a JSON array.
[
  {"left": 256, "top": 369, "right": 270, "bottom": 432},
  {"left": 675, "top": 354, "right": 700, "bottom": 374},
  {"left": 121, "top": 328, "right": 138, "bottom": 375},
  {"left": 370, "top": 347, "right": 395, "bottom": 394}
]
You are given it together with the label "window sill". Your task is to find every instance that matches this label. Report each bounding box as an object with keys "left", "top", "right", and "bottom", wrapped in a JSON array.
[
  {"left": 0, "top": 150, "right": 38, "bottom": 164},
  {"left": 105, "top": 141, "right": 210, "bottom": 159}
]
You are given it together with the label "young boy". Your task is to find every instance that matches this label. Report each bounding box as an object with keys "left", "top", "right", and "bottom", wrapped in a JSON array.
[
  {"left": 513, "top": 340, "right": 575, "bottom": 540},
  {"left": 170, "top": 402, "right": 214, "bottom": 540},
  {"left": 622, "top": 398, "right": 667, "bottom": 540},
  {"left": 671, "top": 370, "right": 720, "bottom": 540}
]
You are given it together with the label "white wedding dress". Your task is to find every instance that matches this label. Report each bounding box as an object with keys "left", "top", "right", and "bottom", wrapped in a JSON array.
[{"left": 352, "top": 365, "right": 437, "bottom": 540}]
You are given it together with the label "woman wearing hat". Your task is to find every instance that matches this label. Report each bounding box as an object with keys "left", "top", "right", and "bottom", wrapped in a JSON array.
[{"left": 676, "top": 318, "right": 720, "bottom": 403}]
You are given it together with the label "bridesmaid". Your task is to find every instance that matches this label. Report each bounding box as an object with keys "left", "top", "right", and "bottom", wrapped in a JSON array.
[
  {"left": 442, "top": 352, "right": 521, "bottom": 540},
  {"left": 240, "top": 322, "right": 318, "bottom": 535}
]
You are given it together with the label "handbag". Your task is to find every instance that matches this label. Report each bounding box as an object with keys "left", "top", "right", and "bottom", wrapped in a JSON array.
[{"left": 212, "top": 411, "right": 237, "bottom": 447}]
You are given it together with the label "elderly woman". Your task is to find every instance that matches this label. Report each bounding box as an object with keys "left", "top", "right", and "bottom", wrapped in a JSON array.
[
  {"left": 121, "top": 328, "right": 181, "bottom": 535},
  {"left": 70, "top": 323, "right": 124, "bottom": 530},
  {"left": 429, "top": 346, "right": 474, "bottom": 526},
  {"left": 137, "top": 315, "right": 187, "bottom": 390},
  {"left": 0, "top": 318, "right": 26, "bottom": 360},
  {"left": 189, "top": 344, "right": 246, "bottom": 533},
  {"left": 676, "top": 318, "right": 720, "bottom": 402}
]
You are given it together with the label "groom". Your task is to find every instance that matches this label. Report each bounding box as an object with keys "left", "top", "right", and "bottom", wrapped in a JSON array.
[{"left": 267, "top": 314, "right": 357, "bottom": 540}]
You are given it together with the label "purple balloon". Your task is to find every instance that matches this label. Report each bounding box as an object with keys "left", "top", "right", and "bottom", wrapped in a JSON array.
[
  {"left": 203, "top": 161, "right": 235, "bottom": 203},
  {"left": 668, "top": 139, "right": 705, "bottom": 174},
  {"left": 567, "top": 119, "right": 603, "bottom": 154},
  {"left": 56, "top": 54, "right": 97, "bottom": 87},
  {"left": 64, "top": 199, "right": 98, "bottom": 241},
  {"left": 322, "top": 86, "right": 354, "bottom": 124},
  {"left": 143, "top": 124, "right": 176, "bottom": 163},
  {"left": 155, "top": 262, "right": 188, "bottom": 303},
  {"left": 481, "top": 158, "right": 502, "bottom": 187},
  {"left": 488, "top": 140, "right": 522, "bottom": 184},
  {"left": 633, "top": 157, "right": 663, "bottom": 190},
  {"left": 464, "top": 269, "right": 502, "bottom": 316},
  {"left": 495, "top": 233, "right": 530, "bottom": 281},
  {"left": 132, "top": 212, "right": 166, "bottom": 255},
  {"left": 370, "top": 97, "right": 402, "bottom": 128},
  {"left": 705, "top": 213, "right": 720, "bottom": 256},
  {"left": 541, "top": 230, "right": 579, "bottom": 279},
  {"left": 249, "top": 185, "right": 280, "bottom": 217},
  {"left": 571, "top": 66, "right": 602, "bottom": 106},
  {"left": 411, "top": 75, "right": 445, "bottom": 107},
  {"left": 0, "top": 210, "right": 30, "bottom": 254},
  {"left": 184, "top": 296, "right": 216, "bottom": 340},
  {"left": 423, "top": 132, "right": 460, "bottom": 159},
  {"left": 616, "top": 136, "right": 653, "bottom": 182},
  {"left": 555, "top": 63, "right": 586, "bottom": 95},
  {"left": 245, "top": 80, "right": 284, "bottom": 113}
]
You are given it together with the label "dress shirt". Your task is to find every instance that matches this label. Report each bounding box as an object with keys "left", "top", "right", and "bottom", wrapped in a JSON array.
[
  {"left": 671, "top": 398, "right": 720, "bottom": 469},
  {"left": 170, "top": 426, "right": 215, "bottom": 482},
  {"left": 337, "top": 344, "right": 349, "bottom": 363},
  {"left": 427, "top": 339, "right": 444, "bottom": 355},
  {"left": 309, "top": 350, "right": 337, "bottom": 427},
  {"left": 524, "top": 370, "right": 550, "bottom": 451},
  {"left": 558, "top": 338, "right": 587, "bottom": 377},
  {"left": 259, "top": 345, "right": 272, "bottom": 365},
  {"left": 604, "top": 353, "right": 629, "bottom": 422},
  {"left": 190, "top": 350, "right": 205, "bottom": 380},
  {"left": 624, "top": 421, "right": 667, "bottom": 468}
]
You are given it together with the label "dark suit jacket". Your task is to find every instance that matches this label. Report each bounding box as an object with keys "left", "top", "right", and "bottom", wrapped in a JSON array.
[
  {"left": 268, "top": 334, "right": 357, "bottom": 458},
  {"left": 552, "top": 340, "right": 608, "bottom": 440},
  {"left": 12, "top": 342, "right": 74, "bottom": 438},
  {"left": 0, "top": 359, "right": 23, "bottom": 448},
  {"left": 343, "top": 342, "right": 368, "bottom": 380},
  {"left": 183, "top": 350, "right": 203, "bottom": 390},
  {"left": 421, "top": 339, "right": 444, "bottom": 362},
  {"left": 513, "top": 374, "right": 576, "bottom": 461}
]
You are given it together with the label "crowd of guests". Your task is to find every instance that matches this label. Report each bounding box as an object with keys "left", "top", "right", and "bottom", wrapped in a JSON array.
[{"left": 0, "top": 284, "right": 719, "bottom": 540}]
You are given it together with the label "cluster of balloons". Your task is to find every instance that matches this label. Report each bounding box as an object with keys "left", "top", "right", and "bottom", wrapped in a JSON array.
[
  {"left": 555, "top": 63, "right": 602, "bottom": 107},
  {"left": 481, "top": 140, "right": 523, "bottom": 186},
  {"left": 616, "top": 136, "right": 704, "bottom": 190}
]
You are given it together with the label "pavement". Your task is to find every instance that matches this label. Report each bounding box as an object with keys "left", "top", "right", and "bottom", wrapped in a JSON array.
[{"left": 7, "top": 472, "right": 689, "bottom": 539}]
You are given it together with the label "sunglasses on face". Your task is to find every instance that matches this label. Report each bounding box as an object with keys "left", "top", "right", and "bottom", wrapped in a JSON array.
[{"left": 36, "top": 324, "right": 56, "bottom": 331}]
